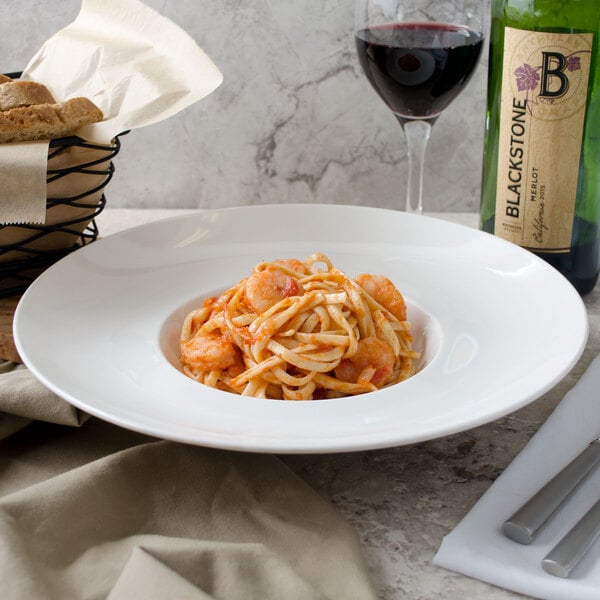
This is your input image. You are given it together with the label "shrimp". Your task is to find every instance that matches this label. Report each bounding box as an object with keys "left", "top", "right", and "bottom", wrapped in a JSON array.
[
  {"left": 181, "top": 332, "right": 241, "bottom": 371},
  {"left": 334, "top": 336, "right": 395, "bottom": 387},
  {"left": 355, "top": 273, "right": 407, "bottom": 321},
  {"left": 245, "top": 262, "right": 304, "bottom": 314}
]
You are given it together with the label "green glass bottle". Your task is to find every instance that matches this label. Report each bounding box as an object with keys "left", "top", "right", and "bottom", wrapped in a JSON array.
[{"left": 480, "top": 0, "right": 600, "bottom": 295}]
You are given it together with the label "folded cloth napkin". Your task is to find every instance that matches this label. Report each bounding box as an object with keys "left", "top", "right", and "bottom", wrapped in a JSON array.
[
  {"left": 0, "top": 362, "right": 87, "bottom": 435},
  {"left": 0, "top": 363, "right": 377, "bottom": 600},
  {"left": 434, "top": 354, "right": 600, "bottom": 600}
]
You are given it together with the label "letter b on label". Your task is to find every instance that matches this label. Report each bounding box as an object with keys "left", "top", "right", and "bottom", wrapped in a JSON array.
[{"left": 540, "top": 52, "right": 569, "bottom": 98}]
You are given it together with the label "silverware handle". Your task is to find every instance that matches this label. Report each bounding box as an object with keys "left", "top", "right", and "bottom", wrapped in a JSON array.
[
  {"left": 542, "top": 498, "right": 600, "bottom": 578},
  {"left": 502, "top": 442, "right": 600, "bottom": 544}
]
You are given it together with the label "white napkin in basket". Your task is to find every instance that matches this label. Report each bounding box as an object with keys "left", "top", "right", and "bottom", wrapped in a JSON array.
[
  {"left": 434, "top": 354, "right": 600, "bottom": 599},
  {"left": 23, "top": 0, "right": 224, "bottom": 145}
]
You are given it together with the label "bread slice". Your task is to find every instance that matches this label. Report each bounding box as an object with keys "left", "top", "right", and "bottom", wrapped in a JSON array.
[
  {"left": 0, "top": 75, "right": 103, "bottom": 143},
  {"left": 0, "top": 80, "right": 57, "bottom": 111},
  {"left": 0, "top": 97, "right": 103, "bottom": 143}
]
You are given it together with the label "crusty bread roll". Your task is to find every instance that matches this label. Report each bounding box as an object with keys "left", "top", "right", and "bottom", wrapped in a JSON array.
[
  {"left": 0, "top": 80, "right": 56, "bottom": 110},
  {"left": 0, "top": 76, "right": 103, "bottom": 143}
]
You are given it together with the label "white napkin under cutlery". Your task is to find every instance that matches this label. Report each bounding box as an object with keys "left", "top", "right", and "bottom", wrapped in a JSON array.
[{"left": 434, "top": 354, "right": 600, "bottom": 600}]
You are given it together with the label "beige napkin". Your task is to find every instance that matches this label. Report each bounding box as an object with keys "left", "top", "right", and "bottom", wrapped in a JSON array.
[
  {"left": 0, "top": 141, "right": 49, "bottom": 225},
  {"left": 0, "top": 362, "right": 86, "bottom": 433},
  {"left": 0, "top": 362, "right": 377, "bottom": 600}
]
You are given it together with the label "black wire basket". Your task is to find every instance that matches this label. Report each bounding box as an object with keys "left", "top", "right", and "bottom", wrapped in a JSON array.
[{"left": 0, "top": 72, "right": 124, "bottom": 297}]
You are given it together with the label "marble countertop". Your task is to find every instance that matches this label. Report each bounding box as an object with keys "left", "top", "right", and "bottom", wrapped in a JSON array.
[{"left": 96, "top": 208, "right": 600, "bottom": 600}]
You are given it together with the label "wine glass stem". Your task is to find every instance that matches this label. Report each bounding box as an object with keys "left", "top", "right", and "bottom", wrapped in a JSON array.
[{"left": 401, "top": 119, "right": 432, "bottom": 214}]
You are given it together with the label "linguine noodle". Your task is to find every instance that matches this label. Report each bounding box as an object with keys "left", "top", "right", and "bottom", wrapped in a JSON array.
[{"left": 180, "top": 253, "right": 420, "bottom": 400}]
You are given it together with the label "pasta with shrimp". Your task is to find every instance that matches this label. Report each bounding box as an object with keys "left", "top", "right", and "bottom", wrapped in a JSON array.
[{"left": 180, "top": 253, "right": 420, "bottom": 400}]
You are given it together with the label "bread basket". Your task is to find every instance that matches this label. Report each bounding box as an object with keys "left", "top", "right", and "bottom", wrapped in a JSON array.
[{"left": 0, "top": 72, "right": 125, "bottom": 297}]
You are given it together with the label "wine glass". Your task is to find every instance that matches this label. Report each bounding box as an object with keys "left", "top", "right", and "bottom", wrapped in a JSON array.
[{"left": 355, "top": 0, "right": 485, "bottom": 213}]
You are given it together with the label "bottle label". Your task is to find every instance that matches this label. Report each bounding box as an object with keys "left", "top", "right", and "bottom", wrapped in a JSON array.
[{"left": 494, "top": 27, "right": 593, "bottom": 252}]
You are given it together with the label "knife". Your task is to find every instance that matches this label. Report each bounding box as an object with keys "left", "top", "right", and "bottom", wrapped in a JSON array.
[
  {"left": 542, "top": 497, "right": 600, "bottom": 577},
  {"left": 502, "top": 437, "right": 600, "bottom": 544}
]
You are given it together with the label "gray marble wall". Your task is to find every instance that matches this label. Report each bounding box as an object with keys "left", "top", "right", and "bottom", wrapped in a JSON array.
[{"left": 0, "top": 0, "right": 490, "bottom": 212}]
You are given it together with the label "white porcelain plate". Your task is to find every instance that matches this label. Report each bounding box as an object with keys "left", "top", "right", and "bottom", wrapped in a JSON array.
[{"left": 14, "top": 204, "right": 588, "bottom": 453}]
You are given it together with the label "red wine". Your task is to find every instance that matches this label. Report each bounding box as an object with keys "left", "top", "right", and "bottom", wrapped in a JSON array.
[{"left": 355, "top": 23, "right": 484, "bottom": 122}]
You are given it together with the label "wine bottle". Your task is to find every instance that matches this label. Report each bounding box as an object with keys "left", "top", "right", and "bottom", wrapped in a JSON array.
[{"left": 480, "top": 0, "right": 599, "bottom": 295}]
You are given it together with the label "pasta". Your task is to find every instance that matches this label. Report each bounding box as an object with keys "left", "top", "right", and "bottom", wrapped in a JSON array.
[{"left": 180, "top": 253, "right": 420, "bottom": 400}]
